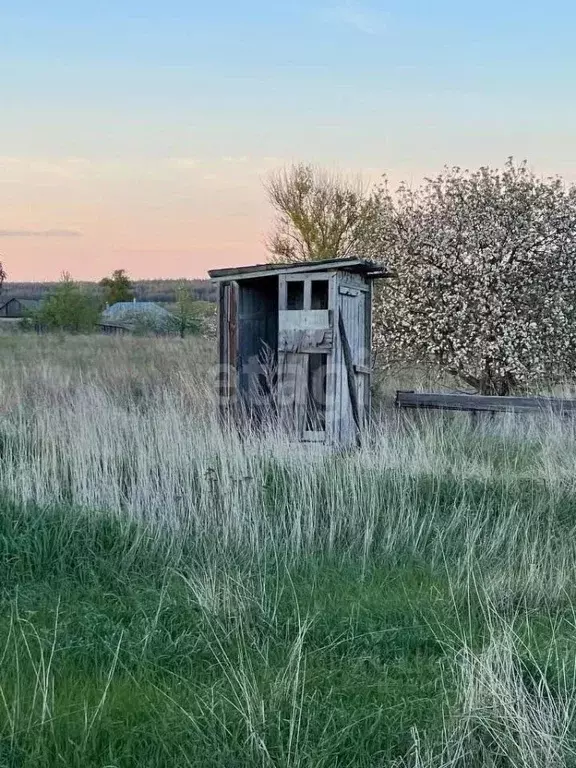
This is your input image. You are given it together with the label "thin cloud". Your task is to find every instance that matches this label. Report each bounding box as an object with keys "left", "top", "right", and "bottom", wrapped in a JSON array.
[
  {"left": 0, "top": 229, "right": 82, "bottom": 238},
  {"left": 0, "top": 157, "right": 94, "bottom": 179},
  {"left": 221, "top": 156, "right": 250, "bottom": 165},
  {"left": 166, "top": 156, "right": 251, "bottom": 169},
  {"left": 322, "top": 3, "right": 388, "bottom": 35},
  {"left": 165, "top": 157, "right": 200, "bottom": 170}
]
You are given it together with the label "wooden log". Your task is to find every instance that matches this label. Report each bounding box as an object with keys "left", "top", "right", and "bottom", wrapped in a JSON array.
[{"left": 395, "top": 391, "right": 576, "bottom": 414}]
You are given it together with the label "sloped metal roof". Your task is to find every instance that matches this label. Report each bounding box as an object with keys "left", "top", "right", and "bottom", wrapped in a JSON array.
[
  {"left": 209, "top": 256, "right": 392, "bottom": 282},
  {"left": 101, "top": 302, "right": 175, "bottom": 329}
]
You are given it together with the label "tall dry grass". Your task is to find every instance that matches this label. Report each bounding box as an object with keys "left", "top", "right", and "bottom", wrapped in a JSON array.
[
  {"left": 1, "top": 333, "right": 576, "bottom": 765},
  {"left": 1, "top": 334, "right": 576, "bottom": 595}
]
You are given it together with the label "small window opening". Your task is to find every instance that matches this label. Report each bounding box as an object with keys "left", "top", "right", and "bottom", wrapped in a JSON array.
[
  {"left": 311, "top": 280, "right": 330, "bottom": 310},
  {"left": 306, "top": 354, "right": 327, "bottom": 431},
  {"left": 287, "top": 281, "right": 305, "bottom": 310}
]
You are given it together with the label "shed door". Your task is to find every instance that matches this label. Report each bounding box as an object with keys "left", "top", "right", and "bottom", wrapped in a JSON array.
[
  {"left": 218, "top": 281, "right": 239, "bottom": 417},
  {"left": 277, "top": 275, "right": 334, "bottom": 441},
  {"left": 336, "top": 276, "right": 372, "bottom": 442}
]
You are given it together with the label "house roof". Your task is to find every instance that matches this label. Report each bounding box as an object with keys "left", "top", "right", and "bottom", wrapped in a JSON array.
[
  {"left": 0, "top": 297, "right": 41, "bottom": 310},
  {"left": 208, "top": 256, "right": 392, "bottom": 282},
  {"left": 102, "top": 301, "right": 172, "bottom": 316},
  {"left": 101, "top": 301, "right": 175, "bottom": 329}
]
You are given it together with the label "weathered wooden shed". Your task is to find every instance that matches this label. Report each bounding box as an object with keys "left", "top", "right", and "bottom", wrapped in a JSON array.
[{"left": 209, "top": 257, "right": 391, "bottom": 447}]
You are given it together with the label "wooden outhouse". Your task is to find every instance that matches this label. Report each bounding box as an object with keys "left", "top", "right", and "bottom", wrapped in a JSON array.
[{"left": 209, "top": 257, "right": 391, "bottom": 447}]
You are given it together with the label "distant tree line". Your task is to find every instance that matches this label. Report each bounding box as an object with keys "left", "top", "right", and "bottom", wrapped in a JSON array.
[{"left": 2, "top": 277, "right": 217, "bottom": 305}]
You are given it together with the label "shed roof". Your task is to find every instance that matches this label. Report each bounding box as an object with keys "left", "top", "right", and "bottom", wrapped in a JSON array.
[{"left": 209, "top": 256, "right": 392, "bottom": 282}]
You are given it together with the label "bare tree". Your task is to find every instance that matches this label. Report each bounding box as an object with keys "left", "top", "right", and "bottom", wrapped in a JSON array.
[
  {"left": 371, "top": 160, "right": 576, "bottom": 395},
  {"left": 265, "top": 163, "right": 380, "bottom": 262},
  {"left": 0, "top": 261, "right": 6, "bottom": 295}
]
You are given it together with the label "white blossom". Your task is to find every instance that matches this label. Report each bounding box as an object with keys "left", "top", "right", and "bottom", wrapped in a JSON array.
[{"left": 366, "top": 160, "right": 576, "bottom": 394}]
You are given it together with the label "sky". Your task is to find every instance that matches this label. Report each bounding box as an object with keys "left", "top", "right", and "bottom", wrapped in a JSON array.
[{"left": 2, "top": 0, "right": 576, "bottom": 281}]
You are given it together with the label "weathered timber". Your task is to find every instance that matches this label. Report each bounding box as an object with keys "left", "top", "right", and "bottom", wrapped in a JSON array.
[
  {"left": 278, "top": 328, "right": 334, "bottom": 354},
  {"left": 218, "top": 281, "right": 239, "bottom": 416},
  {"left": 279, "top": 351, "right": 308, "bottom": 437},
  {"left": 396, "top": 391, "right": 576, "bottom": 414},
  {"left": 209, "top": 256, "right": 392, "bottom": 282},
  {"left": 279, "top": 309, "right": 332, "bottom": 332},
  {"left": 338, "top": 309, "right": 362, "bottom": 439},
  {"left": 210, "top": 258, "right": 391, "bottom": 448}
]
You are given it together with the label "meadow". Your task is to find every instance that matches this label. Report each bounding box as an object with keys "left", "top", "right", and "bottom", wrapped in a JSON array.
[{"left": 1, "top": 333, "right": 576, "bottom": 766}]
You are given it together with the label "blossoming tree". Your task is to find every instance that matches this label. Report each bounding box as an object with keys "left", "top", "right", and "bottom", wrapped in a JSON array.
[{"left": 370, "top": 160, "right": 576, "bottom": 395}]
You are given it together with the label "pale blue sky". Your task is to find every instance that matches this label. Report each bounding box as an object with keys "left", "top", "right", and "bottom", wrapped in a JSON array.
[{"left": 2, "top": 1, "right": 576, "bottom": 279}]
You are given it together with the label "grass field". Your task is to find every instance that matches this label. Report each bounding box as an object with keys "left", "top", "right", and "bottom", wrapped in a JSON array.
[{"left": 1, "top": 334, "right": 576, "bottom": 766}]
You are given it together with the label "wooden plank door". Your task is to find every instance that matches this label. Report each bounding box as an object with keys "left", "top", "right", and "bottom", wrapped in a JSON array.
[
  {"left": 336, "top": 275, "right": 371, "bottom": 445},
  {"left": 277, "top": 275, "right": 334, "bottom": 441}
]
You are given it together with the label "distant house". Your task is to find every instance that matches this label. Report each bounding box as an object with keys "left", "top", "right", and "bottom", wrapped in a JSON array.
[
  {"left": 0, "top": 298, "right": 40, "bottom": 318},
  {"left": 100, "top": 301, "right": 176, "bottom": 334},
  {"left": 97, "top": 321, "right": 131, "bottom": 336}
]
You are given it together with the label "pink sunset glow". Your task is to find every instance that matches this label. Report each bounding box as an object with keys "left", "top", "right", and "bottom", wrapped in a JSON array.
[
  {"left": 0, "top": 156, "right": 282, "bottom": 281},
  {"left": 3, "top": 153, "right": 576, "bottom": 282}
]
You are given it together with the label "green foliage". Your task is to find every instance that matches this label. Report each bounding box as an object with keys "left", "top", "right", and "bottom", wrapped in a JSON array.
[
  {"left": 35, "top": 273, "right": 101, "bottom": 333},
  {"left": 99, "top": 268, "right": 134, "bottom": 305},
  {"left": 174, "top": 284, "right": 201, "bottom": 337},
  {"left": 18, "top": 315, "right": 37, "bottom": 332}
]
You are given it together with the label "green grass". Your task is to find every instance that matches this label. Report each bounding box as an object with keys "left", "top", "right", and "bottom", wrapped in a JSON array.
[
  {"left": 0, "top": 471, "right": 575, "bottom": 767},
  {"left": 0, "top": 499, "right": 452, "bottom": 766}
]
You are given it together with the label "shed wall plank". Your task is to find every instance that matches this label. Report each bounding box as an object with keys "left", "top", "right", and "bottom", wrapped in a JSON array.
[
  {"left": 325, "top": 274, "right": 339, "bottom": 446},
  {"left": 279, "top": 309, "right": 332, "bottom": 332}
]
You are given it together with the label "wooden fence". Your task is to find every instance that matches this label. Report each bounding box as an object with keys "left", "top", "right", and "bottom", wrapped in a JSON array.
[{"left": 395, "top": 391, "right": 576, "bottom": 415}]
